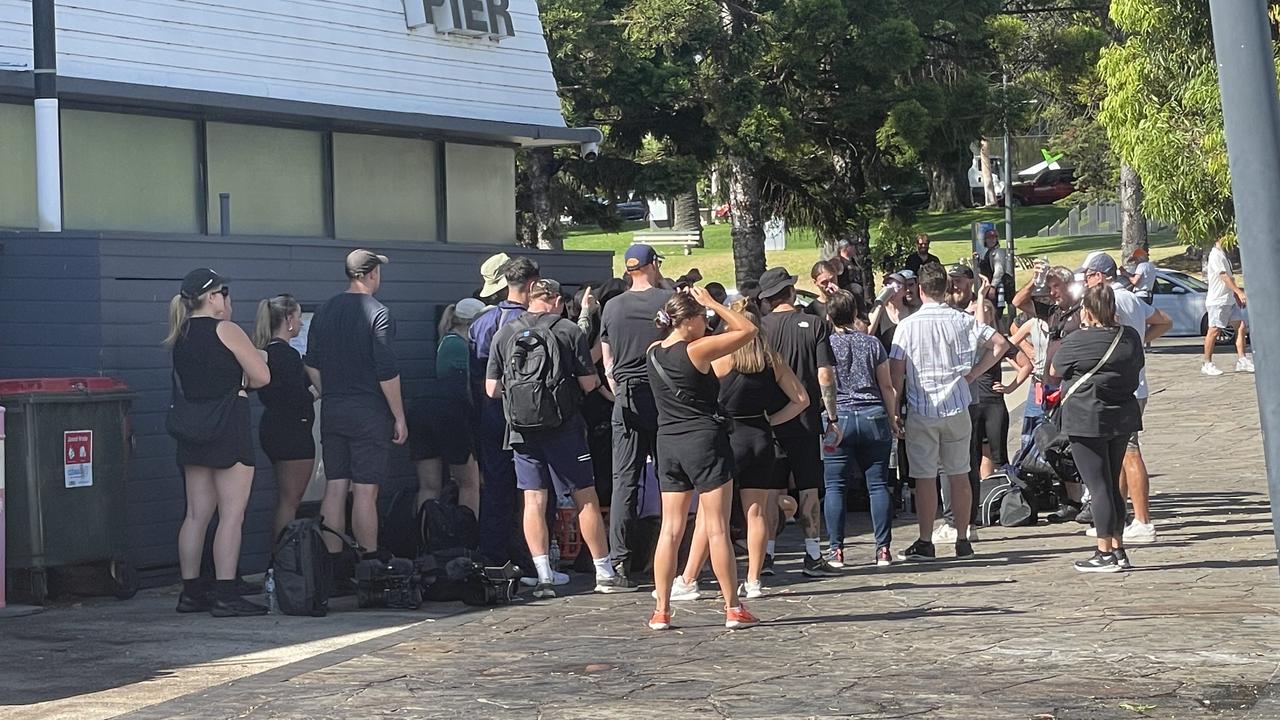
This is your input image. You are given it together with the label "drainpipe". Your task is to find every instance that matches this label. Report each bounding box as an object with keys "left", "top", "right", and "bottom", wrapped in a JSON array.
[{"left": 33, "top": 0, "right": 61, "bottom": 232}]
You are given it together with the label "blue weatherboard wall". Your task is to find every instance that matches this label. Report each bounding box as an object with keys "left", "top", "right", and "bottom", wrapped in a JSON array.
[{"left": 0, "top": 231, "right": 612, "bottom": 583}]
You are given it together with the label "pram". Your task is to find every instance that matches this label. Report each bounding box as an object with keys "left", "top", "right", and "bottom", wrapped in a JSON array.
[{"left": 1011, "top": 413, "right": 1082, "bottom": 519}]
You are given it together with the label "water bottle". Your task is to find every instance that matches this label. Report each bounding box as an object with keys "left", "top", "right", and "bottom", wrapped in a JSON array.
[
  {"left": 549, "top": 538, "right": 561, "bottom": 568},
  {"left": 265, "top": 568, "right": 278, "bottom": 615},
  {"left": 822, "top": 425, "right": 840, "bottom": 454}
]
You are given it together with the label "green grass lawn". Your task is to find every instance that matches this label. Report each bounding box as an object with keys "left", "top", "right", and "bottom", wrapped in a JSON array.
[{"left": 564, "top": 207, "right": 1183, "bottom": 289}]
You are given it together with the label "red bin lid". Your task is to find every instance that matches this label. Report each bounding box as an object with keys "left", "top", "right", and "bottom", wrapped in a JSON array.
[{"left": 0, "top": 377, "right": 130, "bottom": 396}]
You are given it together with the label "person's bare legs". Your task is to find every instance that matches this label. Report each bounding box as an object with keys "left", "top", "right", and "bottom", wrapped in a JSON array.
[
  {"left": 653, "top": 491, "right": 693, "bottom": 615},
  {"left": 350, "top": 483, "right": 380, "bottom": 552},
  {"left": 980, "top": 446, "right": 996, "bottom": 480},
  {"left": 415, "top": 458, "right": 444, "bottom": 510},
  {"left": 210, "top": 464, "right": 255, "bottom": 580},
  {"left": 273, "top": 459, "right": 314, "bottom": 537},
  {"left": 178, "top": 466, "right": 217, "bottom": 580},
  {"left": 741, "top": 488, "right": 770, "bottom": 584},
  {"left": 765, "top": 489, "right": 781, "bottom": 553},
  {"left": 798, "top": 487, "right": 822, "bottom": 555},
  {"left": 453, "top": 458, "right": 482, "bottom": 518},
  {"left": 571, "top": 487, "right": 611, "bottom": 562},
  {"left": 1119, "top": 449, "right": 1151, "bottom": 524},
  {"left": 320, "top": 479, "right": 351, "bottom": 553},
  {"left": 700, "top": 482, "right": 741, "bottom": 609},
  {"left": 1203, "top": 326, "right": 1220, "bottom": 364},
  {"left": 522, "top": 488, "right": 550, "bottom": 557},
  {"left": 679, "top": 502, "right": 710, "bottom": 584},
  {"left": 947, "top": 473, "right": 971, "bottom": 538},
  {"left": 1234, "top": 320, "right": 1248, "bottom": 362},
  {"left": 913, "top": 476, "right": 938, "bottom": 540}
]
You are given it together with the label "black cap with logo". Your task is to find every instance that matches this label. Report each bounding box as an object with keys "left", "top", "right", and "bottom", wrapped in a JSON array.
[{"left": 180, "top": 268, "right": 227, "bottom": 299}]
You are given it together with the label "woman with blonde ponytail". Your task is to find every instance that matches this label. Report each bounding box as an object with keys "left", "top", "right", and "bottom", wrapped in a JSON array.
[
  {"left": 253, "top": 294, "right": 316, "bottom": 537},
  {"left": 169, "top": 269, "right": 270, "bottom": 618}
]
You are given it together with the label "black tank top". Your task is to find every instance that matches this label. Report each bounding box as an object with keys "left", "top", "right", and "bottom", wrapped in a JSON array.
[
  {"left": 173, "top": 317, "right": 243, "bottom": 401},
  {"left": 648, "top": 341, "right": 721, "bottom": 433},
  {"left": 719, "top": 366, "right": 787, "bottom": 419}
]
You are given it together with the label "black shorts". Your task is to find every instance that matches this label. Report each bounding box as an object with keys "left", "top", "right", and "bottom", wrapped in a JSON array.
[
  {"left": 259, "top": 410, "right": 315, "bottom": 464},
  {"left": 322, "top": 402, "right": 393, "bottom": 486},
  {"left": 656, "top": 427, "right": 734, "bottom": 493},
  {"left": 772, "top": 433, "right": 823, "bottom": 491},
  {"left": 730, "top": 417, "right": 779, "bottom": 490},
  {"left": 970, "top": 401, "right": 1010, "bottom": 466},
  {"left": 409, "top": 397, "right": 474, "bottom": 466},
  {"left": 177, "top": 396, "right": 255, "bottom": 470}
]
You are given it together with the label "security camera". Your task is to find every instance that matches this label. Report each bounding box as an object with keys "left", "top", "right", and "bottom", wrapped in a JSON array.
[{"left": 580, "top": 141, "right": 599, "bottom": 162}]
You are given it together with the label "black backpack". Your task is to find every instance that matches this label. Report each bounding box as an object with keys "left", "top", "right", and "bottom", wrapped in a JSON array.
[
  {"left": 273, "top": 517, "right": 346, "bottom": 617},
  {"left": 419, "top": 499, "right": 479, "bottom": 556},
  {"left": 500, "top": 313, "right": 576, "bottom": 431},
  {"left": 979, "top": 473, "right": 1037, "bottom": 528}
]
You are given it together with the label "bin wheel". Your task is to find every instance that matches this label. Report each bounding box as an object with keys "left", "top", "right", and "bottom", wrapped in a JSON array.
[
  {"left": 30, "top": 569, "right": 49, "bottom": 605},
  {"left": 111, "top": 561, "right": 139, "bottom": 600}
]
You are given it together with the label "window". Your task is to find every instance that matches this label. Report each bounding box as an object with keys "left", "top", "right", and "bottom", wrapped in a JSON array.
[
  {"left": 1153, "top": 278, "right": 1175, "bottom": 295},
  {"left": 62, "top": 110, "right": 200, "bottom": 233},
  {"left": 446, "top": 143, "right": 515, "bottom": 245},
  {"left": 333, "top": 134, "right": 438, "bottom": 242},
  {"left": 0, "top": 103, "right": 36, "bottom": 229},
  {"left": 206, "top": 123, "right": 325, "bottom": 236}
]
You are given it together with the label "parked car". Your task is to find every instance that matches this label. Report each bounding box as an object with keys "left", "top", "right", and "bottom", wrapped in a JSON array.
[
  {"left": 616, "top": 201, "right": 648, "bottom": 221},
  {"left": 1151, "top": 268, "right": 1245, "bottom": 343},
  {"left": 1005, "top": 168, "right": 1076, "bottom": 206}
]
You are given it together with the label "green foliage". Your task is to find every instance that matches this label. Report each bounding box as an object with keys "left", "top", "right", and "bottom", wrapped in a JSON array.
[{"left": 871, "top": 217, "right": 916, "bottom": 273}]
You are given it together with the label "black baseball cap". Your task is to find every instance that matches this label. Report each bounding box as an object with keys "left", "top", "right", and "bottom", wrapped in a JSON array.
[
  {"left": 180, "top": 268, "right": 227, "bottom": 299},
  {"left": 757, "top": 267, "right": 798, "bottom": 298},
  {"left": 346, "top": 249, "right": 390, "bottom": 278},
  {"left": 948, "top": 263, "right": 974, "bottom": 279}
]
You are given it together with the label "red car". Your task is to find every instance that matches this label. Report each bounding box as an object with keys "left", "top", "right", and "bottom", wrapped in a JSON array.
[{"left": 1006, "top": 168, "right": 1077, "bottom": 206}]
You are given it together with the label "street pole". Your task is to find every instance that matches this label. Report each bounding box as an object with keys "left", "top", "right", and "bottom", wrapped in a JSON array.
[
  {"left": 1002, "top": 73, "right": 1015, "bottom": 281},
  {"left": 1208, "top": 0, "right": 1280, "bottom": 576},
  {"left": 32, "top": 0, "right": 61, "bottom": 232}
]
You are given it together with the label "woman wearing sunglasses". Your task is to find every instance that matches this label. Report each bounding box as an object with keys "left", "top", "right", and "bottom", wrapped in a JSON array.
[{"left": 167, "top": 269, "right": 271, "bottom": 617}]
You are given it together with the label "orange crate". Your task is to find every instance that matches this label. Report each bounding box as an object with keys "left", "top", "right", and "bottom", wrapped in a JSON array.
[{"left": 553, "top": 506, "right": 609, "bottom": 562}]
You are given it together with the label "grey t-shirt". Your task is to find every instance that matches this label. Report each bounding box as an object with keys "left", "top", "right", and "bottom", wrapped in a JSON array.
[{"left": 486, "top": 311, "right": 594, "bottom": 445}]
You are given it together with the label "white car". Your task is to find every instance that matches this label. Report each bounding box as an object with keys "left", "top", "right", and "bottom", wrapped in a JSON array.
[{"left": 1151, "top": 268, "right": 1245, "bottom": 341}]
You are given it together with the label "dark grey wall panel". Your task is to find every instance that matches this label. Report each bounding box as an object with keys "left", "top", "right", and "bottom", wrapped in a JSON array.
[{"left": 0, "top": 232, "right": 612, "bottom": 581}]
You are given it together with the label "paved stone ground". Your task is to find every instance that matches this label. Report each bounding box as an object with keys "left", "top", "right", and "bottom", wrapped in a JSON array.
[{"left": 3, "top": 340, "right": 1278, "bottom": 720}]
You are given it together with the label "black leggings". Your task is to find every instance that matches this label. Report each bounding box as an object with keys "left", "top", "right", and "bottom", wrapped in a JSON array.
[{"left": 1069, "top": 435, "right": 1128, "bottom": 538}]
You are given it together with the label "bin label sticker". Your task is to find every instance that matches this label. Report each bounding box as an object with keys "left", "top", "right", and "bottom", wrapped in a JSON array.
[{"left": 64, "top": 431, "right": 93, "bottom": 488}]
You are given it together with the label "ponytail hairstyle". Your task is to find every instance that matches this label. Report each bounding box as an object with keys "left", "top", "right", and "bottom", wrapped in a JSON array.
[
  {"left": 654, "top": 291, "right": 704, "bottom": 337},
  {"left": 728, "top": 299, "right": 770, "bottom": 374},
  {"left": 438, "top": 303, "right": 458, "bottom": 339},
  {"left": 163, "top": 294, "right": 200, "bottom": 348},
  {"left": 252, "top": 294, "right": 301, "bottom": 349}
]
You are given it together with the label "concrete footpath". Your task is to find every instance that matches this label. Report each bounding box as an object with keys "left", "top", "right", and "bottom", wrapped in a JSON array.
[{"left": 1, "top": 340, "right": 1278, "bottom": 720}]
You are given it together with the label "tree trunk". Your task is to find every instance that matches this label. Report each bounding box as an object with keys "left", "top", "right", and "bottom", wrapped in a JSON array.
[
  {"left": 1119, "top": 163, "right": 1148, "bottom": 261},
  {"left": 926, "top": 161, "right": 964, "bottom": 213},
  {"left": 848, "top": 218, "right": 875, "bottom": 307},
  {"left": 727, "top": 154, "right": 766, "bottom": 287},
  {"left": 525, "top": 148, "right": 563, "bottom": 251},
  {"left": 672, "top": 188, "right": 702, "bottom": 239},
  {"left": 979, "top": 139, "right": 998, "bottom": 207}
]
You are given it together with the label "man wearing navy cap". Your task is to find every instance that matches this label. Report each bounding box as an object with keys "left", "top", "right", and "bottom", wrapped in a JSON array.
[{"left": 602, "top": 245, "right": 672, "bottom": 581}]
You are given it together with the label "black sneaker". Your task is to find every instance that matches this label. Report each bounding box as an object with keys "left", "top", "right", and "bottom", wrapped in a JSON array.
[
  {"left": 234, "top": 575, "right": 263, "bottom": 596},
  {"left": 594, "top": 574, "right": 640, "bottom": 594},
  {"left": 532, "top": 582, "right": 557, "bottom": 599},
  {"left": 802, "top": 553, "right": 841, "bottom": 577},
  {"left": 176, "top": 590, "right": 211, "bottom": 614},
  {"left": 954, "top": 540, "right": 975, "bottom": 559},
  {"left": 897, "top": 539, "right": 936, "bottom": 562},
  {"left": 1073, "top": 551, "right": 1121, "bottom": 574},
  {"left": 1075, "top": 501, "right": 1094, "bottom": 525},
  {"left": 761, "top": 555, "right": 776, "bottom": 577},
  {"left": 1113, "top": 548, "right": 1134, "bottom": 570},
  {"left": 210, "top": 595, "right": 269, "bottom": 617}
]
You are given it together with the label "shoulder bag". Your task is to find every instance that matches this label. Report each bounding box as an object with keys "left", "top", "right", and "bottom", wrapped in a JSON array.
[
  {"left": 647, "top": 345, "right": 732, "bottom": 432},
  {"left": 1033, "top": 328, "right": 1124, "bottom": 462},
  {"left": 166, "top": 369, "right": 242, "bottom": 445}
]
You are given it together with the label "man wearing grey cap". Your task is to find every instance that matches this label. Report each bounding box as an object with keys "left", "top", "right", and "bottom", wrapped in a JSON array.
[{"left": 306, "top": 249, "right": 406, "bottom": 561}]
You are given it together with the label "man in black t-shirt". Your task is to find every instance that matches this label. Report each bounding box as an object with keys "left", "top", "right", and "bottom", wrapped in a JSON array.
[
  {"left": 305, "top": 249, "right": 406, "bottom": 557},
  {"left": 904, "top": 233, "right": 941, "bottom": 275},
  {"left": 486, "top": 280, "right": 637, "bottom": 597},
  {"left": 758, "top": 267, "right": 842, "bottom": 577},
  {"left": 601, "top": 245, "right": 673, "bottom": 578}
]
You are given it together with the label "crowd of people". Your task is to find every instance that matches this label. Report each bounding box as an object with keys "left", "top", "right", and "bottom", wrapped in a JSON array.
[{"left": 161, "top": 233, "right": 1251, "bottom": 623}]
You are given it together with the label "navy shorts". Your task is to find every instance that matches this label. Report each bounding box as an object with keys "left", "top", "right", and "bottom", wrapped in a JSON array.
[
  {"left": 512, "top": 415, "right": 595, "bottom": 495},
  {"left": 321, "top": 401, "right": 392, "bottom": 486}
]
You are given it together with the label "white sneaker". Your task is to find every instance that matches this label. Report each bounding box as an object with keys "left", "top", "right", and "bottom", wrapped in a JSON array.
[
  {"left": 932, "top": 523, "right": 958, "bottom": 544},
  {"left": 1123, "top": 521, "right": 1157, "bottom": 544},
  {"left": 965, "top": 527, "right": 979, "bottom": 542},
  {"left": 650, "top": 576, "right": 701, "bottom": 601},
  {"left": 739, "top": 580, "right": 764, "bottom": 600},
  {"left": 520, "top": 570, "right": 570, "bottom": 587},
  {"left": 1085, "top": 526, "right": 1098, "bottom": 538},
  {"left": 1202, "top": 362, "right": 1224, "bottom": 377},
  {"left": 1236, "top": 357, "right": 1256, "bottom": 373}
]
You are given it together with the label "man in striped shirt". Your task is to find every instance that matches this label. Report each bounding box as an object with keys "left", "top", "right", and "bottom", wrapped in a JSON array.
[{"left": 890, "top": 262, "right": 1007, "bottom": 561}]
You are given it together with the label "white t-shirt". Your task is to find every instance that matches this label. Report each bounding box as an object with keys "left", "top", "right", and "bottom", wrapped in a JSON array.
[
  {"left": 1205, "top": 246, "right": 1234, "bottom": 308},
  {"left": 1131, "top": 261, "right": 1156, "bottom": 298},
  {"left": 1112, "top": 282, "right": 1154, "bottom": 400}
]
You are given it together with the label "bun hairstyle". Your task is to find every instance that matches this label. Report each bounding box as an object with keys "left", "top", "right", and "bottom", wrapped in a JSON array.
[
  {"left": 655, "top": 291, "right": 704, "bottom": 336},
  {"left": 253, "top": 294, "right": 302, "bottom": 349}
]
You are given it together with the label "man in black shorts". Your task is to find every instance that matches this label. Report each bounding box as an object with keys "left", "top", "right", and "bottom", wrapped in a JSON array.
[
  {"left": 758, "top": 267, "right": 842, "bottom": 577},
  {"left": 305, "top": 250, "right": 407, "bottom": 557},
  {"left": 602, "top": 245, "right": 673, "bottom": 579},
  {"left": 486, "top": 279, "right": 637, "bottom": 598}
]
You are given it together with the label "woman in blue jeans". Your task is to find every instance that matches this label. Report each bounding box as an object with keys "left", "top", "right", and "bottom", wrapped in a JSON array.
[{"left": 822, "top": 291, "right": 902, "bottom": 567}]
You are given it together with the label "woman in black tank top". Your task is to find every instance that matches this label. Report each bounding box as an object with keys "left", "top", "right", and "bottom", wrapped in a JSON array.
[
  {"left": 669, "top": 301, "right": 809, "bottom": 601},
  {"left": 166, "top": 269, "right": 270, "bottom": 618},
  {"left": 646, "top": 288, "right": 762, "bottom": 632}
]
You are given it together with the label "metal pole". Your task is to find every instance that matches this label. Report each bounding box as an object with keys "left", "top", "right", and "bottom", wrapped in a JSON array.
[
  {"left": 1208, "top": 0, "right": 1280, "bottom": 576},
  {"left": 1002, "top": 72, "right": 1015, "bottom": 282},
  {"left": 32, "top": 0, "right": 61, "bottom": 232},
  {"left": 219, "top": 193, "right": 231, "bottom": 236}
]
